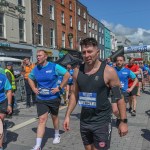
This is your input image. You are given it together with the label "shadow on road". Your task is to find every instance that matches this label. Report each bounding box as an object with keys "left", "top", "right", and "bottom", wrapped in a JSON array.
[
  {"left": 3, "top": 131, "right": 18, "bottom": 149},
  {"left": 32, "top": 127, "right": 64, "bottom": 149},
  {"left": 145, "top": 110, "right": 150, "bottom": 117},
  {"left": 141, "top": 129, "right": 150, "bottom": 141},
  {"left": 142, "top": 90, "right": 150, "bottom": 95}
]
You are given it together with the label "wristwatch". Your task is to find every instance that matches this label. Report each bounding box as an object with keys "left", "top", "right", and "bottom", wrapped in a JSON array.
[
  {"left": 8, "top": 104, "right": 12, "bottom": 107},
  {"left": 119, "top": 119, "right": 128, "bottom": 123}
]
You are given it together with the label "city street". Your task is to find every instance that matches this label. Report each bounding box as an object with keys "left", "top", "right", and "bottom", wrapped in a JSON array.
[{"left": 3, "top": 86, "right": 150, "bottom": 150}]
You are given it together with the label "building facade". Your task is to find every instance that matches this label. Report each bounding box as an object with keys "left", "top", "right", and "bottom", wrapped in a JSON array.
[
  {"left": 0, "top": 0, "right": 33, "bottom": 59},
  {"left": 31, "top": 0, "right": 59, "bottom": 62},
  {"left": 98, "top": 21, "right": 105, "bottom": 59},
  {"left": 104, "top": 27, "right": 111, "bottom": 58},
  {"left": 76, "top": 0, "right": 87, "bottom": 51},
  {"left": 87, "top": 14, "right": 98, "bottom": 42},
  {"left": 55, "top": 0, "right": 76, "bottom": 52}
]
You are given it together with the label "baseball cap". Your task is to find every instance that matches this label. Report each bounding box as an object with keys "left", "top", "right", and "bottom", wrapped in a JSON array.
[{"left": 6, "top": 62, "right": 13, "bottom": 66}]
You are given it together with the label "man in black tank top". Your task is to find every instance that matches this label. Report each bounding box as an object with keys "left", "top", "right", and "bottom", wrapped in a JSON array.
[{"left": 63, "top": 38, "right": 128, "bottom": 150}]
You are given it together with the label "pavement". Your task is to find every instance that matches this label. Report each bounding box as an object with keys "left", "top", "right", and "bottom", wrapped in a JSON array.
[{"left": 3, "top": 85, "right": 150, "bottom": 150}]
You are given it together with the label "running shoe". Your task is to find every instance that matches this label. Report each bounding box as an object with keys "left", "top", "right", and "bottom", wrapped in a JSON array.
[
  {"left": 128, "top": 107, "right": 132, "bottom": 113},
  {"left": 31, "top": 146, "right": 41, "bottom": 150},
  {"left": 131, "top": 110, "right": 136, "bottom": 116},
  {"left": 53, "top": 135, "right": 61, "bottom": 144}
]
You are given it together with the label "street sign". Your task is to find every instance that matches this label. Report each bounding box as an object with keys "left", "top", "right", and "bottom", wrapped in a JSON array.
[{"left": 124, "top": 45, "right": 150, "bottom": 53}]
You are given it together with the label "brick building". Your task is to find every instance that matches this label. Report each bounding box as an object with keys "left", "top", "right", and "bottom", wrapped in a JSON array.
[
  {"left": 55, "top": 0, "right": 76, "bottom": 50},
  {"left": 76, "top": 0, "right": 88, "bottom": 51},
  {"left": 87, "top": 14, "right": 98, "bottom": 42},
  {"left": 31, "top": 0, "right": 59, "bottom": 61}
]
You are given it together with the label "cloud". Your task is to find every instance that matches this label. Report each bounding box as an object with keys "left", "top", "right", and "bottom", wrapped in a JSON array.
[{"left": 101, "top": 19, "right": 150, "bottom": 45}]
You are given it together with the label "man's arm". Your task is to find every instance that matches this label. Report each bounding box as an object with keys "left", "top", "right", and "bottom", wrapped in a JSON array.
[
  {"left": 28, "top": 78, "right": 39, "bottom": 95},
  {"left": 106, "top": 66, "right": 128, "bottom": 137},
  {"left": 59, "top": 71, "right": 70, "bottom": 89},
  {"left": 63, "top": 68, "right": 79, "bottom": 131}
]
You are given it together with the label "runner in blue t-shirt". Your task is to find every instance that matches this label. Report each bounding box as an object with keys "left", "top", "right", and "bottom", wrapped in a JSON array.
[
  {"left": 0, "top": 73, "right": 12, "bottom": 149},
  {"left": 28, "top": 50, "right": 70, "bottom": 150},
  {"left": 65, "top": 64, "right": 74, "bottom": 105},
  {"left": 111, "top": 55, "right": 138, "bottom": 119}
]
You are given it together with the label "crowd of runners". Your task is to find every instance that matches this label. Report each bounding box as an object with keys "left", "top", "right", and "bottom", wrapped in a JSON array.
[{"left": 0, "top": 37, "right": 150, "bottom": 150}]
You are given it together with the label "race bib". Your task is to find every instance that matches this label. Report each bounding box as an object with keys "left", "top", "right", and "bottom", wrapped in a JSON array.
[
  {"left": 120, "top": 81, "right": 124, "bottom": 88},
  {"left": 78, "top": 92, "right": 97, "bottom": 108},
  {"left": 38, "top": 88, "right": 51, "bottom": 95}
]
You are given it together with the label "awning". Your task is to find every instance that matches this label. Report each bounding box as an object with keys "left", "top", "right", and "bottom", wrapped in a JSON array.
[{"left": 45, "top": 50, "right": 53, "bottom": 57}]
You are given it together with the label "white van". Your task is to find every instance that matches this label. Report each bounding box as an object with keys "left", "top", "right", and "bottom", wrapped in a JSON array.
[{"left": 0, "top": 57, "right": 22, "bottom": 75}]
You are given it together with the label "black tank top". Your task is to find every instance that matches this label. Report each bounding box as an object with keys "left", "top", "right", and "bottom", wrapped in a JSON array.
[{"left": 77, "top": 61, "right": 112, "bottom": 124}]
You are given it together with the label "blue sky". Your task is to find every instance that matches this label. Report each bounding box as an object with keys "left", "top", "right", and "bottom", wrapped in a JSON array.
[{"left": 79, "top": 0, "right": 150, "bottom": 44}]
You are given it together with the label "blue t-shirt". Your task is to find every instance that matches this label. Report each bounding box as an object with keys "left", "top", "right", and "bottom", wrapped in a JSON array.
[
  {"left": 114, "top": 67, "right": 136, "bottom": 92},
  {"left": 29, "top": 62, "right": 67, "bottom": 100},
  {"left": 0, "top": 73, "right": 12, "bottom": 102}
]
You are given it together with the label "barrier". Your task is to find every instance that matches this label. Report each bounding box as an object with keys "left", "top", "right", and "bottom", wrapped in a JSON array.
[{"left": 15, "top": 76, "right": 26, "bottom": 102}]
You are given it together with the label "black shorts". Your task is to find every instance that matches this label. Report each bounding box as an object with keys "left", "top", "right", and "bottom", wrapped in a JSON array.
[
  {"left": 122, "top": 92, "right": 129, "bottom": 103},
  {"left": 0, "top": 99, "right": 8, "bottom": 114},
  {"left": 80, "top": 122, "right": 112, "bottom": 150},
  {"left": 36, "top": 98, "right": 61, "bottom": 117},
  {"left": 129, "top": 86, "right": 138, "bottom": 96}
]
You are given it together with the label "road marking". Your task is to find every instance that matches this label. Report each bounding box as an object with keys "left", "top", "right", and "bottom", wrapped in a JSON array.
[{"left": 8, "top": 105, "right": 67, "bottom": 132}]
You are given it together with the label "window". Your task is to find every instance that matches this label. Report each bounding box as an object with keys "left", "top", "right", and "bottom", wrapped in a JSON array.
[
  {"left": 61, "top": 0, "right": 64, "bottom": 5},
  {"left": 95, "top": 34, "right": 97, "bottom": 40},
  {"left": 88, "top": 20, "right": 91, "bottom": 28},
  {"left": 95, "top": 25, "right": 97, "bottom": 31},
  {"left": 84, "top": 24, "right": 86, "bottom": 33},
  {"left": 37, "top": 24, "right": 43, "bottom": 45},
  {"left": 61, "top": 11, "right": 65, "bottom": 24},
  {"left": 78, "top": 8, "right": 80, "bottom": 15},
  {"left": 92, "top": 22, "right": 94, "bottom": 29},
  {"left": 0, "top": 14, "right": 4, "bottom": 38},
  {"left": 49, "top": 5, "right": 54, "bottom": 20},
  {"left": 70, "top": 16, "right": 72, "bottom": 27},
  {"left": 18, "top": 0, "right": 23, "bottom": 6},
  {"left": 69, "top": 1, "right": 72, "bottom": 10},
  {"left": 89, "top": 31, "right": 91, "bottom": 37},
  {"left": 37, "top": 0, "right": 42, "bottom": 14},
  {"left": 79, "top": 38, "right": 81, "bottom": 51},
  {"left": 99, "top": 27, "right": 101, "bottom": 32},
  {"left": 50, "top": 28, "right": 55, "bottom": 47},
  {"left": 19, "top": 18, "right": 24, "bottom": 41},
  {"left": 62, "top": 32, "right": 65, "bottom": 48},
  {"left": 92, "top": 33, "right": 94, "bottom": 38},
  {"left": 78, "top": 21, "right": 81, "bottom": 31},
  {"left": 83, "top": 12, "right": 86, "bottom": 19},
  {"left": 102, "top": 38, "right": 104, "bottom": 45},
  {"left": 69, "top": 37, "right": 73, "bottom": 49},
  {"left": 99, "top": 37, "right": 101, "bottom": 44},
  {"left": 102, "top": 29, "right": 104, "bottom": 34}
]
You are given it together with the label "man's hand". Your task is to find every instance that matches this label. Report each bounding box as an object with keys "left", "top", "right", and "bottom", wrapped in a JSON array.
[
  {"left": 51, "top": 87, "right": 60, "bottom": 94},
  {"left": 118, "top": 122, "right": 128, "bottom": 137},
  {"left": 63, "top": 116, "right": 70, "bottom": 131},
  {"left": 33, "top": 88, "right": 39, "bottom": 95},
  {"left": 126, "top": 88, "right": 132, "bottom": 93},
  {"left": 7, "top": 106, "right": 12, "bottom": 114}
]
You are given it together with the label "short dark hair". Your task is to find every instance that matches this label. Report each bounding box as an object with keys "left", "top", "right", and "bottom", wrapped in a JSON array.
[
  {"left": 115, "top": 55, "right": 125, "bottom": 61},
  {"left": 80, "top": 38, "right": 98, "bottom": 47}
]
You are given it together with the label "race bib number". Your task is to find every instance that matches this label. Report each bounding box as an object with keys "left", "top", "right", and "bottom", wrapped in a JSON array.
[
  {"left": 78, "top": 92, "right": 97, "bottom": 108},
  {"left": 39, "top": 88, "right": 51, "bottom": 95},
  {"left": 120, "top": 81, "right": 124, "bottom": 88}
]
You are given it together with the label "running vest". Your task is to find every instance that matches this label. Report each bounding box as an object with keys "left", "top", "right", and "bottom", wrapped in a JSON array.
[
  {"left": 33, "top": 62, "right": 60, "bottom": 100},
  {"left": 24, "top": 63, "right": 35, "bottom": 79},
  {"left": 5, "top": 69, "right": 16, "bottom": 90},
  {"left": 77, "top": 61, "right": 111, "bottom": 125}
]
